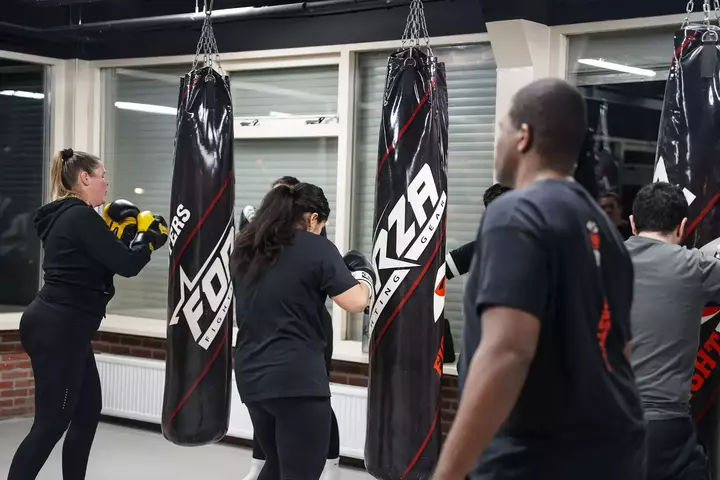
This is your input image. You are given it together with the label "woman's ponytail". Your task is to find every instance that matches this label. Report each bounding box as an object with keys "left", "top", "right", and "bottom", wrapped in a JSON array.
[
  {"left": 232, "top": 182, "right": 330, "bottom": 284},
  {"left": 232, "top": 186, "right": 297, "bottom": 283},
  {"left": 50, "top": 150, "right": 72, "bottom": 201}
]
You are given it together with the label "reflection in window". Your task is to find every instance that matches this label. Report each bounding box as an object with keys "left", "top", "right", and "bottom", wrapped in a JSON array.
[{"left": 0, "top": 61, "right": 47, "bottom": 311}]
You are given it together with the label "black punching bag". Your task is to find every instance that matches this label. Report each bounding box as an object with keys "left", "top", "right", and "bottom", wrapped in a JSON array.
[
  {"left": 162, "top": 64, "right": 235, "bottom": 446},
  {"left": 655, "top": 24, "right": 720, "bottom": 476},
  {"left": 365, "top": 45, "right": 449, "bottom": 480}
]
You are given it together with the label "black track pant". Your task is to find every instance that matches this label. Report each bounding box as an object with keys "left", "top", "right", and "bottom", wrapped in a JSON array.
[
  {"left": 252, "top": 407, "right": 339, "bottom": 460},
  {"left": 247, "top": 397, "right": 331, "bottom": 480},
  {"left": 7, "top": 297, "right": 102, "bottom": 480},
  {"left": 646, "top": 417, "right": 709, "bottom": 480}
]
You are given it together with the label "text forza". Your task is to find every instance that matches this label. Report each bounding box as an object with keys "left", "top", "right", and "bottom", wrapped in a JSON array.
[
  {"left": 370, "top": 163, "right": 447, "bottom": 336},
  {"left": 168, "top": 214, "right": 235, "bottom": 350}
]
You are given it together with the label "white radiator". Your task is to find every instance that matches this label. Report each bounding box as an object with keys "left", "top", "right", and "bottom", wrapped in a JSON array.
[{"left": 95, "top": 353, "right": 369, "bottom": 460}]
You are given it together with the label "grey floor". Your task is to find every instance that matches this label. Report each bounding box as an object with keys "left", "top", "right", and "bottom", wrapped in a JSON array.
[{"left": 0, "top": 417, "right": 374, "bottom": 479}]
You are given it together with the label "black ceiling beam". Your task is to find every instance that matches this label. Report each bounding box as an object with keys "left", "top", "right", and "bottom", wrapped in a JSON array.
[{"left": 46, "top": 0, "right": 397, "bottom": 33}]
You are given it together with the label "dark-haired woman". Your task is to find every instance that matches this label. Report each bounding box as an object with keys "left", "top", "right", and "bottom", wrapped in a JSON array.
[
  {"left": 233, "top": 182, "right": 374, "bottom": 480},
  {"left": 7, "top": 149, "right": 168, "bottom": 480},
  {"left": 239, "top": 176, "right": 344, "bottom": 480}
]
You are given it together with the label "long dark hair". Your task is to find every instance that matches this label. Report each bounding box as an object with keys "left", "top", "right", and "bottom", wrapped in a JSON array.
[{"left": 232, "top": 182, "right": 330, "bottom": 283}]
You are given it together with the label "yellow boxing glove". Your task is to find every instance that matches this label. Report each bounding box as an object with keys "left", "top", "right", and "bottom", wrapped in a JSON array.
[
  {"left": 103, "top": 200, "right": 140, "bottom": 247},
  {"left": 133, "top": 211, "right": 169, "bottom": 252}
]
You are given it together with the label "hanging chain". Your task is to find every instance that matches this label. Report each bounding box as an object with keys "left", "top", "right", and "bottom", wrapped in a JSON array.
[
  {"left": 684, "top": 0, "right": 695, "bottom": 27},
  {"left": 400, "top": 0, "right": 433, "bottom": 56},
  {"left": 704, "top": 0, "right": 712, "bottom": 26},
  {"left": 191, "top": 0, "right": 224, "bottom": 76},
  {"left": 714, "top": 0, "right": 720, "bottom": 21}
]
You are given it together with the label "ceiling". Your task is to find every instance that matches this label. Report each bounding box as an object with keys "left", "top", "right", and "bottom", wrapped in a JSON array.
[
  {"left": 3, "top": 0, "right": 690, "bottom": 31},
  {"left": 0, "top": 0, "right": 691, "bottom": 61}
]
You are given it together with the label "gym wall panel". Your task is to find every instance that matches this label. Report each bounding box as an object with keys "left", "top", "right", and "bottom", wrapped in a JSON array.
[
  {"left": 349, "top": 44, "right": 497, "bottom": 347},
  {"left": 105, "top": 65, "right": 340, "bottom": 319},
  {"left": 0, "top": 66, "right": 47, "bottom": 309}
]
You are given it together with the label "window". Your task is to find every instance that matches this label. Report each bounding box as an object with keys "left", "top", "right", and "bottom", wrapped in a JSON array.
[
  {"left": 349, "top": 44, "right": 497, "bottom": 347},
  {"left": 567, "top": 28, "right": 671, "bottom": 227},
  {"left": 567, "top": 27, "right": 676, "bottom": 85},
  {"left": 0, "top": 62, "right": 48, "bottom": 310},
  {"left": 104, "top": 65, "right": 340, "bottom": 319}
]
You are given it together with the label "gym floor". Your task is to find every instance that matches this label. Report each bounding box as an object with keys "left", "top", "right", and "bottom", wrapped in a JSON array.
[{"left": 0, "top": 418, "right": 373, "bottom": 479}]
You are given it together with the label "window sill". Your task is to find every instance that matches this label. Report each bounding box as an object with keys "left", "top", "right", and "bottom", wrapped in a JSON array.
[
  {"left": 0, "top": 313, "right": 458, "bottom": 377},
  {"left": 333, "top": 340, "right": 458, "bottom": 377}
]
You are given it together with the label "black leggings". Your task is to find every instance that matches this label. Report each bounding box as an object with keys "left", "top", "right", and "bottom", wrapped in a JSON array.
[
  {"left": 247, "top": 397, "right": 331, "bottom": 480},
  {"left": 252, "top": 407, "right": 339, "bottom": 461},
  {"left": 7, "top": 298, "right": 102, "bottom": 480}
]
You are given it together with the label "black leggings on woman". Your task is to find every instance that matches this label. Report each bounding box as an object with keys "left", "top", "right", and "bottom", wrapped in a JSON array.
[
  {"left": 247, "top": 397, "right": 332, "bottom": 480},
  {"left": 7, "top": 297, "right": 102, "bottom": 480},
  {"left": 252, "top": 406, "right": 340, "bottom": 461}
]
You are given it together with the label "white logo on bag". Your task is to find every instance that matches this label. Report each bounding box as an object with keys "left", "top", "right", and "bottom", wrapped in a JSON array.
[
  {"left": 167, "top": 204, "right": 192, "bottom": 256},
  {"left": 168, "top": 217, "right": 235, "bottom": 350},
  {"left": 369, "top": 163, "right": 447, "bottom": 336}
]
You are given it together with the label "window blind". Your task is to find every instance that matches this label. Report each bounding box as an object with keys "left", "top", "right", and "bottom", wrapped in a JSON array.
[
  {"left": 349, "top": 44, "right": 497, "bottom": 348},
  {"left": 106, "top": 66, "right": 340, "bottom": 319}
]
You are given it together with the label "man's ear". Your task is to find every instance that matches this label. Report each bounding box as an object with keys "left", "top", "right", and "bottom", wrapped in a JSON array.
[
  {"left": 629, "top": 215, "right": 637, "bottom": 236},
  {"left": 678, "top": 217, "right": 688, "bottom": 239},
  {"left": 517, "top": 123, "right": 532, "bottom": 154}
]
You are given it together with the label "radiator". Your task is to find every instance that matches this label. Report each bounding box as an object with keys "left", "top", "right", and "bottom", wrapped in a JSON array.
[{"left": 95, "top": 353, "right": 369, "bottom": 460}]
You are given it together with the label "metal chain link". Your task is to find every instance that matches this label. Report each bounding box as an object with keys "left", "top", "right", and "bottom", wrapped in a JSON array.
[
  {"left": 191, "top": 0, "right": 225, "bottom": 76},
  {"left": 400, "top": 0, "right": 433, "bottom": 56},
  {"left": 684, "top": 0, "right": 695, "bottom": 27},
  {"left": 705, "top": 0, "right": 712, "bottom": 26},
  {"left": 714, "top": 0, "right": 720, "bottom": 21}
]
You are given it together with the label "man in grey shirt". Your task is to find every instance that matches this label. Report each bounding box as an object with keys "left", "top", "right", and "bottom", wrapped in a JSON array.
[{"left": 627, "top": 182, "right": 720, "bottom": 480}]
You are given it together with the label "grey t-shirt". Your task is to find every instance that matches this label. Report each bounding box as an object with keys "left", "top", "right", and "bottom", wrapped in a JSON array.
[{"left": 626, "top": 235, "right": 720, "bottom": 420}]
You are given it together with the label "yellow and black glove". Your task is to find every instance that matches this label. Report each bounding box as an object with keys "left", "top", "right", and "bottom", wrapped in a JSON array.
[
  {"left": 131, "top": 211, "right": 169, "bottom": 252},
  {"left": 103, "top": 200, "right": 140, "bottom": 247}
]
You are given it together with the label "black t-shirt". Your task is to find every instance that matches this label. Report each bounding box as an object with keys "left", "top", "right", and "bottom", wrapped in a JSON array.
[
  {"left": 460, "top": 179, "right": 646, "bottom": 479},
  {"left": 234, "top": 230, "right": 357, "bottom": 403}
]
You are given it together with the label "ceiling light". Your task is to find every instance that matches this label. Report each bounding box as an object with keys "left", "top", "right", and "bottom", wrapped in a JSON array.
[
  {"left": 115, "top": 101, "right": 177, "bottom": 116},
  {"left": 0, "top": 90, "right": 45, "bottom": 100},
  {"left": 134, "top": 188, "right": 145, "bottom": 195},
  {"left": 578, "top": 59, "right": 657, "bottom": 78}
]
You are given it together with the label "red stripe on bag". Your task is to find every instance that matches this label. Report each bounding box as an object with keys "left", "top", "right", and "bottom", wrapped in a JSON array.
[{"left": 376, "top": 76, "right": 438, "bottom": 179}]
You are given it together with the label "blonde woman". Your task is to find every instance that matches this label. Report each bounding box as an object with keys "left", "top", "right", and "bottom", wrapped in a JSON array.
[{"left": 7, "top": 149, "right": 167, "bottom": 480}]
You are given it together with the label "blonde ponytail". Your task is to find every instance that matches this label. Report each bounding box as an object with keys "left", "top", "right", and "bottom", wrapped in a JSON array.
[{"left": 48, "top": 149, "right": 101, "bottom": 202}]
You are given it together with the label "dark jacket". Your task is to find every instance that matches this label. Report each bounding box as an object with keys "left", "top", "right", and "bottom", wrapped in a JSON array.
[{"left": 34, "top": 197, "right": 151, "bottom": 320}]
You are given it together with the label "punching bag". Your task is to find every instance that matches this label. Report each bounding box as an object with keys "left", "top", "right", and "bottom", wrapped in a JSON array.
[
  {"left": 365, "top": 44, "right": 449, "bottom": 480},
  {"left": 655, "top": 23, "right": 720, "bottom": 473},
  {"left": 162, "top": 63, "right": 235, "bottom": 446}
]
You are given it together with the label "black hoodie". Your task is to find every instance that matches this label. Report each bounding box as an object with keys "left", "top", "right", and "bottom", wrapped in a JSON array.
[{"left": 34, "top": 197, "right": 151, "bottom": 319}]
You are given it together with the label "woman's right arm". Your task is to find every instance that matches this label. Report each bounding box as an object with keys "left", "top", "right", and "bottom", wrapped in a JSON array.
[
  {"left": 69, "top": 205, "right": 152, "bottom": 277},
  {"left": 319, "top": 243, "right": 374, "bottom": 314}
]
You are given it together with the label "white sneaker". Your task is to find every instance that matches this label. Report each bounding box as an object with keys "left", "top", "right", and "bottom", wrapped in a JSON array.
[
  {"left": 320, "top": 458, "right": 340, "bottom": 480},
  {"left": 241, "top": 458, "right": 265, "bottom": 480}
]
